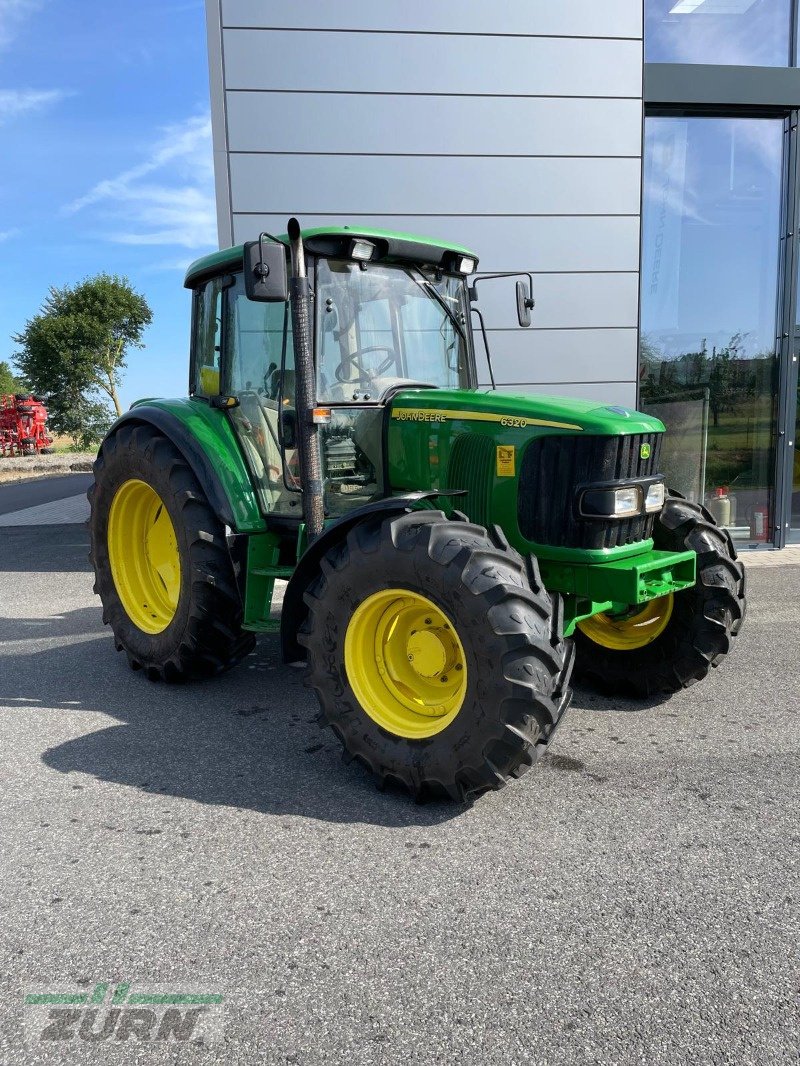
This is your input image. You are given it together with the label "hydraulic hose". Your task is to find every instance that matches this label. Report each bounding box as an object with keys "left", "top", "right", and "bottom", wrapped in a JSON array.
[{"left": 287, "top": 217, "right": 325, "bottom": 542}]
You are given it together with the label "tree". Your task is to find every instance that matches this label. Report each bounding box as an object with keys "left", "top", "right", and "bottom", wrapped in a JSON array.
[
  {"left": 0, "top": 360, "right": 21, "bottom": 395},
  {"left": 13, "top": 274, "right": 152, "bottom": 441},
  {"left": 51, "top": 390, "right": 116, "bottom": 450},
  {"left": 708, "top": 333, "right": 744, "bottom": 428}
]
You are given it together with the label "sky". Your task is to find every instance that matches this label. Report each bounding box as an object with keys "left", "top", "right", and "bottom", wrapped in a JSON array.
[{"left": 0, "top": 0, "right": 215, "bottom": 407}]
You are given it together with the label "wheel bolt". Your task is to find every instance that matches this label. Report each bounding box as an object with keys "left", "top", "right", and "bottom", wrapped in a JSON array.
[
  {"left": 455, "top": 664, "right": 463, "bottom": 671},
  {"left": 408, "top": 654, "right": 414, "bottom": 661},
  {"left": 440, "top": 675, "right": 448, "bottom": 683},
  {"left": 424, "top": 618, "right": 432, "bottom": 625}
]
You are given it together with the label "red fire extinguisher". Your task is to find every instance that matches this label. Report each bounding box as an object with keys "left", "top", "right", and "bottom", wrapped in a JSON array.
[{"left": 750, "top": 506, "right": 770, "bottom": 542}]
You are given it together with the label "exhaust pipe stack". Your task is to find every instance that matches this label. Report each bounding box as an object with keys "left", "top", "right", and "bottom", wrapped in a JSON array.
[{"left": 287, "top": 217, "right": 325, "bottom": 543}]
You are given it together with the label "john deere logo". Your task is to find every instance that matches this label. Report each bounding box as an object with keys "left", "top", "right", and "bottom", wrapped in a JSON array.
[{"left": 640, "top": 443, "right": 651, "bottom": 460}]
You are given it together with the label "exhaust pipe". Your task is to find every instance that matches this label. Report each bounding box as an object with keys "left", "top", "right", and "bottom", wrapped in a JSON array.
[{"left": 287, "top": 217, "right": 325, "bottom": 543}]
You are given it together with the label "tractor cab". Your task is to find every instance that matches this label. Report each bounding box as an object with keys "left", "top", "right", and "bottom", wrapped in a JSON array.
[{"left": 184, "top": 228, "right": 483, "bottom": 523}]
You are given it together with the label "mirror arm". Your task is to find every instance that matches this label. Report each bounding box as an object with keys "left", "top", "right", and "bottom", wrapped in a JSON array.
[
  {"left": 255, "top": 230, "right": 284, "bottom": 281},
  {"left": 470, "top": 306, "right": 496, "bottom": 391},
  {"left": 469, "top": 271, "right": 535, "bottom": 308}
]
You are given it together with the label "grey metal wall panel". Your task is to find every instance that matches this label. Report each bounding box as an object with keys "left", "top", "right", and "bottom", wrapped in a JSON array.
[
  {"left": 229, "top": 155, "right": 641, "bottom": 216},
  {"left": 226, "top": 93, "right": 643, "bottom": 157},
  {"left": 222, "top": 0, "right": 642, "bottom": 38},
  {"left": 476, "top": 329, "right": 638, "bottom": 384},
  {"left": 232, "top": 214, "right": 642, "bottom": 274},
  {"left": 474, "top": 274, "right": 640, "bottom": 330},
  {"left": 207, "top": 0, "right": 645, "bottom": 403},
  {"left": 222, "top": 29, "right": 642, "bottom": 97},
  {"left": 491, "top": 382, "right": 638, "bottom": 407}
]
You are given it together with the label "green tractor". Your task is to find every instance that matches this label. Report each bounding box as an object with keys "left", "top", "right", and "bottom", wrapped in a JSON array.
[{"left": 88, "top": 219, "right": 746, "bottom": 800}]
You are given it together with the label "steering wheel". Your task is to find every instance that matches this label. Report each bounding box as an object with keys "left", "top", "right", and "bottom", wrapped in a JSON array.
[{"left": 334, "top": 345, "right": 398, "bottom": 386}]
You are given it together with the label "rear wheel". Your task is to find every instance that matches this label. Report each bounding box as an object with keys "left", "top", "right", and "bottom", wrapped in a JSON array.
[
  {"left": 574, "top": 492, "right": 746, "bottom": 697},
  {"left": 301, "top": 510, "right": 574, "bottom": 800},
  {"left": 89, "top": 423, "right": 255, "bottom": 681}
]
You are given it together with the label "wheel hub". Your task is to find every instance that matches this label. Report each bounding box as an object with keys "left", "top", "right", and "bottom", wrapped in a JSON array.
[
  {"left": 344, "top": 589, "right": 467, "bottom": 738},
  {"left": 406, "top": 628, "right": 451, "bottom": 678},
  {"left": 107, "top": 479, "right": 181, "bottom": 634}
]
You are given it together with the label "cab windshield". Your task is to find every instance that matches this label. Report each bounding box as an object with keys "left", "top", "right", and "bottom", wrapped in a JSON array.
[{"left": 316, "top": 258, "right": 471, "bottom": 404}]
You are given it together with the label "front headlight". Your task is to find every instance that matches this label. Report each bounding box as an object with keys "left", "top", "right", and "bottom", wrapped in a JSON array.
[
  {"left": 644, "top": 482, "right": 665, "bottom": 513},
  {"left": 580, "top": 485, "right": 642, "bottom": 518},
  {"left": 611, "top": 487, "right": 641, "bottom": 517}
]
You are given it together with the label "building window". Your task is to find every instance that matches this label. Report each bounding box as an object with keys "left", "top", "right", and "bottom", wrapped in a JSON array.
[
  {"left": 645, "top": 0, "right": 793, "bottom": 66},
  {"left": 640, "top": 115, "right": 783, "bottom": 541}
]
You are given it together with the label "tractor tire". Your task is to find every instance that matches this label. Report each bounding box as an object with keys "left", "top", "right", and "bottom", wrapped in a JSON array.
[
  {"left": 300, "top": 510, "right": 574, "bottom": 801},
  {"left": 88, "top": 422, "right": 255, "bottom": 681},
  {"left": 573, "top": 491, "right": 746, "bottom": 697}
]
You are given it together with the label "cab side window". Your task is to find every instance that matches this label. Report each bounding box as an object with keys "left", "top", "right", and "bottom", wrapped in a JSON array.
[
  {"left": 224, "top": 272, "right": 299, "bottom": 515},
  {"left": 192, "top": 277, "right": 225, "bottom": 397},
  {"left": 226, "top": 272, "right": 294, "bottom": 401}
]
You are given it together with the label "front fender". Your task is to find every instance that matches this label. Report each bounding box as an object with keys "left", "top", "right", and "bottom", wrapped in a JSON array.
[{"left": 280, "top": 491, "right": 459, "bottom": 663}]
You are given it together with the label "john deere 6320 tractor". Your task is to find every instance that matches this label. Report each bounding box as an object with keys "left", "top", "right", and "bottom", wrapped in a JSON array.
[{"left": 89, "top": 219, "right": 746, "bottom": 800}]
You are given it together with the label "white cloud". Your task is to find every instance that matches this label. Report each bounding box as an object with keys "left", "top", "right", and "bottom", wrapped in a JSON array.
[
  {"left": 0, "top": 0, "right": 42, "bottom": 48},
  {"left": 0, "top": 88, "right": 67, "bottom": 124},
  {"left": 0, "top": 227, "right": 19, "bottom": 241},
  {"left": 66, "top": 114, "right": 217, "bottom": 250},
  {"left": 142, "top": 256, "right": 195, "bottom": 274}
]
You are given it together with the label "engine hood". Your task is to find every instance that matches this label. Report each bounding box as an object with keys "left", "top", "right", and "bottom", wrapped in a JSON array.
[{"left": 389, "top": 388, "right": 665, "bottom": 436}]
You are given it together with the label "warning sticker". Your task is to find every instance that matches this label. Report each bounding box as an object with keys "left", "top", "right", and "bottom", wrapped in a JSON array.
[{"left": 496, "top": 445, "right": 515, "bottom": 477}]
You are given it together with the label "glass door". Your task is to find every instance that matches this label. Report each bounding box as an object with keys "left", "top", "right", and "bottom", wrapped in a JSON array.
[{"left": 640, "top": 115, "right": 784, "bottom": 544}]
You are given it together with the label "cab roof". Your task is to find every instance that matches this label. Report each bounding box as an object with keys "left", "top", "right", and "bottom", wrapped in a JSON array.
[{"left": 183, "top": 225, "right": 479, "bottom": 288}]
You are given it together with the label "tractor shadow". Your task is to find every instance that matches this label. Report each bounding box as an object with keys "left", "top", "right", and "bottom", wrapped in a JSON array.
[
  {"left": 4, "top": 605, "right": 462, "bottom": 828},
  {"left": 569, "top": 684, "right": 672, "bottom": 715}
]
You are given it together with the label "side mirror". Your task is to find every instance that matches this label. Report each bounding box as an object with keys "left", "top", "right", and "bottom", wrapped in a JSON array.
[
  {"left": 516, "top": 279, "right": 534, "bottom": 328},
  {"left": 243, "top": 238, "right": 288, "bottom": 302}
]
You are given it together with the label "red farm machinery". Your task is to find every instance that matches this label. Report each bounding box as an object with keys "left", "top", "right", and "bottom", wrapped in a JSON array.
[{"left": 0, "top": 394, "right": 53, "bottom": 457}]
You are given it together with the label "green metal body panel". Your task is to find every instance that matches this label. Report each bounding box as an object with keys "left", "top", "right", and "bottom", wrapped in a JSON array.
[
  {"left": 184, "top": 226, "right": 478, "bottom": 288},
  {"left": 384, "top": 386, "right": 695, "bottom": 630},
  {"left": 549, "top": 549, "right": 697, "bottom": 636},
  {"left": 129, "top": 396, "right": 266, "bottom": 533},
  {"left": 387, "top": 387, "right": 665, "bottom": 561}
]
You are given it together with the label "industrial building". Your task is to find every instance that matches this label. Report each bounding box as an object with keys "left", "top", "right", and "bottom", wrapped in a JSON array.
[{"left": 205, "top": 0, "right": 800, "bottom": 548}]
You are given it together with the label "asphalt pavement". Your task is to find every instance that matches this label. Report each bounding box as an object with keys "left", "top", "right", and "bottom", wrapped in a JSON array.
[
  {"left": 0, "top": 524, "right": 798, "bottom": 1064},
  {"left": 0, "top": 474, "right": 93, "bottom": 516}
]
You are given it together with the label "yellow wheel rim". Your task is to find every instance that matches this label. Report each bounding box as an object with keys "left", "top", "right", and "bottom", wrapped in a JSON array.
[
  {"left": 343, "top": 589, "right": 467, "bottom": 739},
  {"left": 107, "top": 479, "right": 181, "bottom": 634},
  {"left": 577, "top": 595, "right": 674, "bottom": 651}
]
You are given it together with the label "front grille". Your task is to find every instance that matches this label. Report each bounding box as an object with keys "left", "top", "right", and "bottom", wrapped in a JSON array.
[
  {"left": 445, "top": 433, "right": 495, "bottom": 527},
  {"left": 517, "top": 433, "right": 663, "bottom": 550}
]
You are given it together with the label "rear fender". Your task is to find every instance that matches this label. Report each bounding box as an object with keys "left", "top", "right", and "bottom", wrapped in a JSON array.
[{"left": 106, "top": 402, "right": 264, "bottom": 533}]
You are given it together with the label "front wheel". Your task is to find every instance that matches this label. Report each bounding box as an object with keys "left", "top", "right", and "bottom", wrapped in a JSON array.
[
  {"left": 574, "top": 492, "right": 746, "bottom": 697},
  {"left": 300, "top": 510, "right": 574, "bottom": 801}
]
